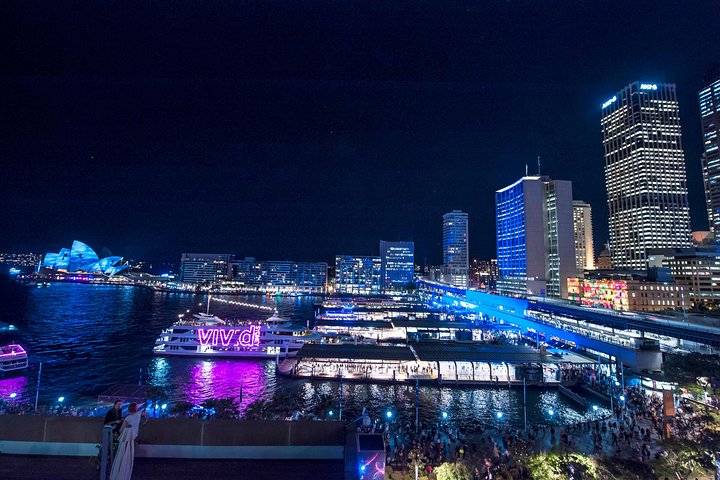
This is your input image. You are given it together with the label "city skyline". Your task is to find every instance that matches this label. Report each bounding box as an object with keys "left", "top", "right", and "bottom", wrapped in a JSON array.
[{"left": 2, "top": 1, "right": 719, "bottom": 266}]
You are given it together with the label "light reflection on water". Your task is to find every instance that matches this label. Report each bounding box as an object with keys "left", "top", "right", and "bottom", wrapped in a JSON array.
[{"left": 0, "top": 279, "right": 608, "bottom": 426}]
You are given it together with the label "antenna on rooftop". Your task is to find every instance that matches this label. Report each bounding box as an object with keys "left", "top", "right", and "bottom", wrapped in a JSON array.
[{"left": 525, "top": 164, "right": 528, "bottom": 176}]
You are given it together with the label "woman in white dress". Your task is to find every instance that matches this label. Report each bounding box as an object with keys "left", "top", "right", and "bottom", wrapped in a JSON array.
[{"left": 110, "top": 402, "right": 146, "bottom": 480}]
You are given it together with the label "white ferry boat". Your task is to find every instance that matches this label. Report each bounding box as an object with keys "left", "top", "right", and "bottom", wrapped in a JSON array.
[
  {"left": 153, "top": 312, "right": 320, "bottom": 358},
  {"left": 0, "top": 344, "right": 29, "bottom": 373}
]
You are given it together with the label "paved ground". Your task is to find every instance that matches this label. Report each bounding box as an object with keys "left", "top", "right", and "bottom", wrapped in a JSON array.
[{"left": 0, "top": 455, "right": 345, "bottom": 480}]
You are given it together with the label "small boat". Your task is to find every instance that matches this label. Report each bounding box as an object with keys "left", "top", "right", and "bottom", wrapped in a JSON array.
[{"left": 0, "top": 344, "right": 29, "bottom": 373}]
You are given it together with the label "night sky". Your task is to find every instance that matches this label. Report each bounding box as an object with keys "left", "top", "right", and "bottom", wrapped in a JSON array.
[{"left": 2, "top": 1, "right": 719, "bottom": 266}]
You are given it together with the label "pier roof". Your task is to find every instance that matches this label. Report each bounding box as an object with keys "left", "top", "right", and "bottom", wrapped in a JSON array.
[
  {"left": 314, "top": 319, "right": 394, "bottom": 329},
  {"left": 412, "top": 343, "right": 563, "bottom": 364},
  {"left": 295, "top": 344, "right": 415, "bottom": 361},
  {"left": 391, "top": 319, "right": 477, "bottom": 329}
]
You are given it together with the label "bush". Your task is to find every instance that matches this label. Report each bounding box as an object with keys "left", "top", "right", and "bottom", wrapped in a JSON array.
[{"left": 434, "top": 461, "right": 472, "bottom": 480}]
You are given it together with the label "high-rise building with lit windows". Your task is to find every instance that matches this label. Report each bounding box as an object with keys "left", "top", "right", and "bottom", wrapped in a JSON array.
[
  {"left": 700, "top": 68, "right": 720, "bottom": 237},
  {"left": 601, "top": 82, "right": 692, "bottom": 269},
  {"left": 335, "top": 255, "right": 382, "bottom": 294},
  {"left": 495, "top": 176, "right": 575, "bottom": 298},
  {"left": 572, "top": 200, "right": 595, "bottom": 271},
  {"left": 442, "top": 210, "right": 469, "bottom": 288},
  {"left": 379, "top": 241, "right": 414, "bottom": 291}
]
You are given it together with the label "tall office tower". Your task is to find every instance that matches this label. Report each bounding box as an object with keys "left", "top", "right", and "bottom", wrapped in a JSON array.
[
  {"left": 496, "top": 176, "right": 576, "bottom": 298},
  {"left": 379, "top": 241, "right": 415, "bottom": 292},
  {"left": 700, "top": 67, "right": 720, "bottom": 237},
  {"left": 572, "top": 200, "right": 595, "bottom": 271},
  {"left": 601, "top": 82, "right": 692, "bottom": 269},
  {"left": 180, "top": 253, "right": 234, "bottom": 283},
  {"left": 442, "top": 210, "right": 469, "bottom": 288}
]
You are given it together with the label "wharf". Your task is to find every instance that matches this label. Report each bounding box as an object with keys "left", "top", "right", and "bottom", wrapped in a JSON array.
[{"left": 280, "top": 342, "right": 604, "bottom": 387}]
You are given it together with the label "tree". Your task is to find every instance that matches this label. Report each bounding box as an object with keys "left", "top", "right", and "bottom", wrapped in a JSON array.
[
  {"left": 407, "top": 446, "right": 427, "bottom": 480},
  {"left": 434, "top": 461, "right": 472, "bottom": 480}
]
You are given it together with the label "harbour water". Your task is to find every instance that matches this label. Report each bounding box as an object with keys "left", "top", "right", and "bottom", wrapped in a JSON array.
[{"left": 0, "top": 277, "right": 605, "bottom": 428}]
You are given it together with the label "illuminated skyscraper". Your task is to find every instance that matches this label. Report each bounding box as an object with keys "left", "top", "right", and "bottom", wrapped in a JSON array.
[
  {"left": 572, "top": 200, "right": 595, "bottom": 271},
  {"left": 335, "top": 255, "right": 382, "bottom": 294},
  {"left": 495, "top": 176, "right": 575, "bottom": 298},
  {"left": 442, "top": 210, "right": 468, "bottom": 288},
  {"left": 700, "top": 68, "right": 720, "bottom": 237},
  {"left": 601, "top": 82, "right": 692, "bottom": 269},
  {"left": 379, "top": 240, "right": 414, "bottom": 291}
]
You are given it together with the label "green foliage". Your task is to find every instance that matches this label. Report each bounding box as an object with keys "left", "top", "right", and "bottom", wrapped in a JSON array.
[
  {"left": 434, "top": 461, "right": 472, "bottom": 480},
  {"left": 664, "top": 352, "right": 720, "bottom": 391},
  {"left": 168, "top": 401, "right": 193, "bottom": 416},
  {"left": 653, "top": 438, "right": 716, "bottom": 480},
  {"left": 527, "top": 452, "right": 598, "bottom": 480},
  {"left": 202, "top": 397, "right": 239, "bottom": 419}
]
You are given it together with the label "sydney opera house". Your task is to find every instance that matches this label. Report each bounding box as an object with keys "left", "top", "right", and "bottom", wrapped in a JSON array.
[{"left": 40, "top": 241, "right": 128, "bottom": 276}]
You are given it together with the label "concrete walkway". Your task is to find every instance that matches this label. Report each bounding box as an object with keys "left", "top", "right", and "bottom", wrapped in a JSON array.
[{"left": 0, "top": 455, "right": 344, "bottom": 480}]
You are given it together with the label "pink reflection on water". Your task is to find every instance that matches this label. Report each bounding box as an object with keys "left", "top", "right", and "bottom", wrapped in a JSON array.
[
  {"left": 0, "top": 375, "right": 28, "bottom": 402},
  {"left": 182, "top": 360, "right": 269, "bottom": 411}
]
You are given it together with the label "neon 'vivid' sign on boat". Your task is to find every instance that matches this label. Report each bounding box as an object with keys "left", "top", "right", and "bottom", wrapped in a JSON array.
[{"left": 197, "top": 326, "right": 261, "bottom": 348}]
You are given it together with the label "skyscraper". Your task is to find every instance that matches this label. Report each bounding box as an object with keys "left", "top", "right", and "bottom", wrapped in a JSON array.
[
  {"left": 700, "top": 67, "right": 720, "bottom": 237},
  {"left": 601, "top": 82, "right": 692, "bottom": 269},
  {"left": 442, "top": 210, "right": 469, "bottom": 288},
  {"left": 495, "top": 176, "right": 575, "bottom": 298},
  {"left": 379, "top": 240, "right": 415, "bottom": 292},
  {"left": 572, "top": 200, "right": 595, "bottom": 271}
]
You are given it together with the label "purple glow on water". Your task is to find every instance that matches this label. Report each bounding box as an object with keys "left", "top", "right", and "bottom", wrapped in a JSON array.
[
  {"left": 0, "top": 375, "right": 28, "bottom": 402},
  {"left": 170, "top": 359, "right": 274, "bottom": 408}
]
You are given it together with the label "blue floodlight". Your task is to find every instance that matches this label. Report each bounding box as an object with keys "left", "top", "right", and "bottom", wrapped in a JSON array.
[
  {"left": 496, "top": 411, "right": 503, "bottom": 419},
  {"left": 441, "top": 411, "right": 448, "bottom": 419},
  {"left": 592, "top": 405, "right": 599, "bottom": 411},
  {"left": 619, "top": 395, "right": 625, "bottom": 401},
  {"left": 548, "top": 409, "right": 555, "bottom": 416},
  {"left": 328, "top": 410, "right": 334, "bottom": 416},
  {"left": 386, "top": 410, "right": 393, "bottom": 419},
  {"left": 161, "top": 404, "right": 167, "bottom": 410},
  {"left": 614, "top": 381, "right": 620, "bottom": 386},
  {"left": 9, "top": 393, "right": 17, "bottom": 399},
  {"left": 360, "top": 464, "right": 367, "bottom": 473}
]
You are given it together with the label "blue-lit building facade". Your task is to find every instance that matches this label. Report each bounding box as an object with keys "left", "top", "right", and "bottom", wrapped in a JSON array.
[
  {"left": 335, "top": 255, "right": 382, "bottom": 295},
  {"left": 496, "top": 176, "right": 576, "bottom": 298},
  {"left": 41, "top": 240, "right": 128, "bottom": 276},
  {"left": 379, "top": 240, "right": 414, "bottom": 292}
]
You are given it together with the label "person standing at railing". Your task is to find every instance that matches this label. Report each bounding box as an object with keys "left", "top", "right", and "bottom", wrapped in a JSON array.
[{"left": 110, "top": 402, "right": 148, "bottom": 480}]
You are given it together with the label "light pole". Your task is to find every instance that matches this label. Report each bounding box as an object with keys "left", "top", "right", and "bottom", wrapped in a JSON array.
[
  {"left": 415, "top": 377, "right": 419, "bottom": 434},
  {"left": 34, "top": 361, "right": 42, "bottom": 411}
]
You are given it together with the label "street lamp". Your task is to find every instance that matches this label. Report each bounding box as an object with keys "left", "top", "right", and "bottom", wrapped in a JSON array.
[
  {"left": 386, "top": 410, "right": 393, "bottom": 419},
  {"left": 9, "top": 393, "right": 17, "bottom": 399},
  {"left": 592, "top": 405, "right": 599, "bottom": 412},
  {"left": 58, "top": 396, "right": 65, "bottom": 403},
  {"left": 441, "top": 411, "right": 448, "bottom": 420},
  {"left": 548, "top": 409, "right": 555, "bottom": 416},
  {"left": 496, "top": 411, "right": 504, "bottom": 419}
]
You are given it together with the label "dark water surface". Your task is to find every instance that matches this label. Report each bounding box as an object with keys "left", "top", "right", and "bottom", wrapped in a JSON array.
[{"left": 0, "top": 277, "right": 605, "bottom": 427}]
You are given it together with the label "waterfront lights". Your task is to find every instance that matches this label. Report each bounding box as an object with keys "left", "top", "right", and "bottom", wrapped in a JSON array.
[
  {"left": 496, "top": 411, "right": 504, "bottom": 419},
  {"left": 9, "top": 393, "right": 17, "bottom": 399},
  {"left": 58, "top": 396, "right": 65, "bottom": 402},
  {"left": 592, "top": 405, "right": 599, "bottom": 411}
]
